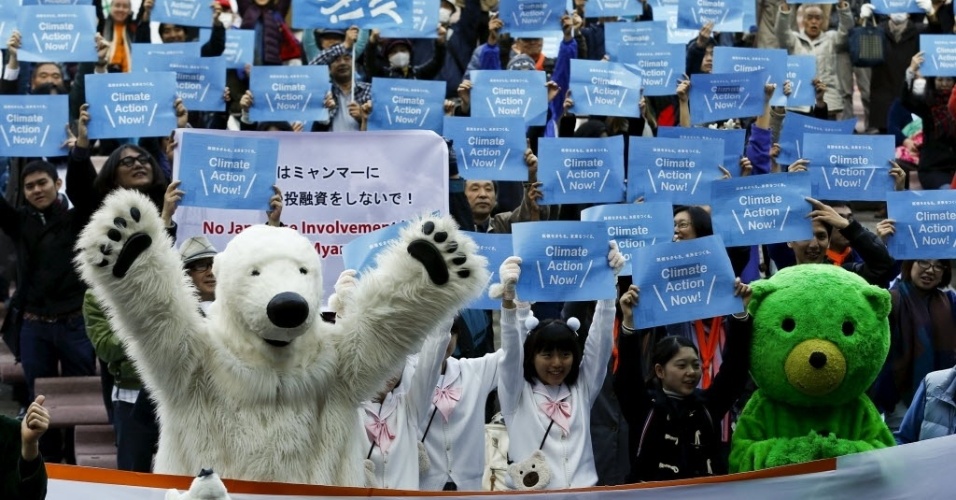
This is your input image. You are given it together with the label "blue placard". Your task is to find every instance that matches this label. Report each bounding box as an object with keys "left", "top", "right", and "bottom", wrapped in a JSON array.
[
  {"left": 677, "top": 0, "right": 745, "bottom": 32},
  {"left": 537, "top": 136, "right": 626, "bottom": 205},
  {"left": 442, "top": 116, "right": 528, "bottom": 182},
  {"left": 710, "top": 173, "right": 813, "bottom": 247},
  {"left": 656, "top": 2, "right": 699, "bottom": 44},
  {"left": 586, "top": 0, "right": 643, "bottom": 17},
  {"left": 568, "top": 59, "right": 642, "bottom": 118},
  {"left": 786, "top": 55, "right": 817, "bottom": 108},
  {"left": 17, "top": 6, "right": 98, "bottom": 63},
  {"left": 886, "top": 190, "right": 956, "bottom": 260},
  {"left": 21, "top": 0, "right": 93, "bottom": 4},
  {"left": 466, "top": 232, "right": 514, "bottom": 310},
  {"left": 379, "top": 0, "right": 439, "bottom": 39},
  {"left": 689, "top": 70, "right": 767, "bottom": 125},
  {"left": 629, "top": 235, "right": 743, "bottom": 328},
  {"left": 85, "top": 72, "right": 178, "bottom": 139},
  {"left": 873, "top": 0, "right": 923, "bottom": 14},
  {"left": 367, "top": 78, "right": 445, "bottom": 134},
  {"left": 619, "top": 46, "right": 684, "bottom": 97},
  {"left": 342, "top": 222, "right": 406, "bottom": 275},
  {"left": 712, "top": 47, "right": 788, "bottom": 106},
  {"left": 0, "top": 95, "right": 69, "bottom": 157},
  {"left": 133, "top": 42, "right": 202, "bottom": 59},
  {"left": 249, "top": 66, "right": 332, "bottom": 123},
  {"left": 627, "top": 136, "right": 724, "bottom": 205},
  {"left": 512, "top": 221, "right": 616, "bottom": 302},
  {"left": 776, "top": 112, "right": 856, "bottom": 166},
  {"left": 803, "top": 133, "right": 896, "bottom": 202},
  {"left": 656, "top": 126, "right": 746, "bottom": 172},
  {"left": 604, "top": 22, "right": 667, "bottom": 61},
  {"left": 223, "top": 29, "right": 255, "bottom": 70},
  {"left": 177, "top": 132, "right": 278, "bottom": 210},
  {"left": 0, "top": 0, "right": 18, "bottom": 49},
  {"left": 580, "top": 202, "right": 674, "bottom": 276},
  {"left": 291, "top": 0, "right": 415, "bottom": 30},
  {"left": 139, "top": 55, "right": 227, "bottom": 112},
  {"left": 151, "top": 0, "right": 208, "bottom": 28},
  {"left": 470, "top": 70, "right": 548, "bottom": 127},
  {"left": 920, "top": 35, "right": 956, "bottom": 77},
  {"left": 498, "top": 0, "right": 564, "bottom": 36}
]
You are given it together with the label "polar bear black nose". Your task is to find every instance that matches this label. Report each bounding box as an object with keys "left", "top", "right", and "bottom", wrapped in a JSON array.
[
  {"left": 267, "top": 292, "right": 310, "bottom": 328},
  {"left": 809, "top": 352, "right": 827, "bottom": 369}
]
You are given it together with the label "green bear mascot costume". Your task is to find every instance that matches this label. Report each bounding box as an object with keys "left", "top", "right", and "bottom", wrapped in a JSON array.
[{"left": 729, "top": 265, "right": 896, "bottom": 472}]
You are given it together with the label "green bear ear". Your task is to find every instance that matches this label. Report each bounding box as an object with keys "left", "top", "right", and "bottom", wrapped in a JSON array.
[
  {"left": 863, "top": 285, "right": 891, "bottom": 319},
  {"left": 747, "top": 278, "right": 776, "bottom": 316}
]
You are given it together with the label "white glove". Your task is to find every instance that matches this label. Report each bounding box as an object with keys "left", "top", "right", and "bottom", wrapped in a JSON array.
[
  {"left": 860, "top": 3, "right": 874, "bottom": 19},
  {"left": 489, "top": 256, "right": 522, "bottom": 301},
  {"left": 916, "top": 0, "right": 934, "bottom": 14},
  {"left": 608, "top": 241, "right": 625, "bottom": 277},
  {"left": 327, "top": 269, "right": 358, "bottom": 315}
]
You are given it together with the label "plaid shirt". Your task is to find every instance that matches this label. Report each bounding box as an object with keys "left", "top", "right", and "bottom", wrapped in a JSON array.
[{"left": 310, "top": 43, "right": 351, "bottom": 67}]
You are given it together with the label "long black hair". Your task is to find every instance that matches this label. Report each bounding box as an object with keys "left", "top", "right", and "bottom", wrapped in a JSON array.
[
  {"left": 522, "top": 319, "right": 583, "bottom": 386},
  {"left": 93, "top": 144, "right": 168, "bottom": 208}
]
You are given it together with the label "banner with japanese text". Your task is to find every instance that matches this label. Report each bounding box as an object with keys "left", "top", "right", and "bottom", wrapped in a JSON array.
[
  {"left": 776, "top": 113, "right": 856, "bottom": 166},
  {"left": 656, "top": 126, "right": 746, "bottom": 172},
  {"left": 568, "top": 59, "right": 641, "bottom": 118},
  {"left": 138, "top": 54, "right": 227, "bottom": 112},
  {"left": 712, "top": 47, "right": 788, "bottom": 106},
  {"left": 581, "top": 202, "right": 674, "bottom": 276},
  {"left": 176, "top": 132, "right": 279, "bottom": 210},
  {"left": 133, "top": 41, "right": 202, "bottom": 58},
  {"left": 786, "top": 55, "right": 817, "bottom": 108},
  {"left": 627, "top": 136, "right": 724, "bottom": 205},
  {"left": 0, "top": 95, "right": 69, "bottom": 157},
  {"left": 368, "top": 77, "right": 445, "bottom": 134},
  {"left": 689, "top": 70, "right": 767, "bottom": 125},
  {"left": 604, "top": 22, "right": 666, "bottom": 59},
  {"left": 152, "top": 0, "right": 209, "bottom": 28},
  {"left": 292, "top": 0, "right": 414, "bottom": 30},
  {"left": 677, "top": 0, "right": 745, "bottom": 32},
  {"left": 886, "top": 190, "right": 956, "bottom": 259},
  {"left": 585, "top": 0, "right": 644, "bottom": 17},
  {"left": 803, "top": 133, "right": 895, "bottom": 201},
  {"left": 85, "top": 72, "right": 178, "bottom": 139},
  {"left": 379, "top": 0, "right": 439, "bottom": 39},
  {"left": 618, "top": 45, "right": 685, "bottom": 97},
  {"left": 466, "top": 232, "right": 514, "bottom": 310},
  {"left": 498, "top": 0, "right": 564, "bottom": 37},
  {"left": 17, "top": 6, "right": 98, "bottom": 62},
  {"left": 249, "top": 65, "right": 331, "bottom": 123},
  {"left": 920, "top": 35, "right": 956, "bottom": 77},
  {"left": 710, "top": 173, "right": 813, "bottom": 247},
  {"left": 537, "top": 136, "right": 626, "bottom": 205},
  {"left": 443, "top": 116, "right": 528, "bottom": 181},
  {"left": 223, "top": 29, "right": 255, "bottom": 70},
  {"left": 470, "top": 70, "right": 547, "bottom": 127}
]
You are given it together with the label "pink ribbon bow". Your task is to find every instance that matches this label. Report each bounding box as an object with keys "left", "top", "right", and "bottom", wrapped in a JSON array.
[
  {"left": 433, "top": 385, "right": 462, "bottom": 422},
  {"left": 364, "top": 413, "right": 396, "bottom": 454},
  {"left": 539, "top": 398, "right": 571, "bottom": 436}
]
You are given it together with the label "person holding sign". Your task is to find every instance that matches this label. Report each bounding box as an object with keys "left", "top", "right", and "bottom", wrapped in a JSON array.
[
  {"left": 902, "top": 51, "right": 956, "bottom": 189},
  {"left": 135, "top": 0, "right": 227, "bottom": 57},
  {"left": 463, "top": 149, "right": 548, "bottom": 233},
  {"left": 1, "top": 396, "right": 49, "bottom": 500},
  {"left": 98, "top": 0, "right": 144, "bottom": 73},
  {"left": 614, "top": 281, "right": 752, "bottom": 482},
  {"left": 366, "top": 29, "right": 447, "bottom": 81},
  {"left": 1, "top": 32, "right": 69, "bottom": 96},
  {"left": 493, "top": 243, "right": 624, "bottom": 489}
]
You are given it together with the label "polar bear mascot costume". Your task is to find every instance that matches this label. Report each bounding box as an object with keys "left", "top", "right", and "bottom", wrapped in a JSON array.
[{"left": 74, "top": 190, "right": 488, "bottom": 486}]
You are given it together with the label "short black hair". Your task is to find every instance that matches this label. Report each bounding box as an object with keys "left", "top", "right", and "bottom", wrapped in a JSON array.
[
  {"left": 21, "top": 160, "right": 58, "bottom": 188},
  {"left": 673, "top": 205, "right": 713, "bottom": 237},
  {"left": 522, "top": 319, "right": 583, "bottom": 386}
]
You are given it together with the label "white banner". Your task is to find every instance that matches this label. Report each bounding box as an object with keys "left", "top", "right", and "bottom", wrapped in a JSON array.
[{"left": 172, "top": 129, "right": 449, "bottom": 296}]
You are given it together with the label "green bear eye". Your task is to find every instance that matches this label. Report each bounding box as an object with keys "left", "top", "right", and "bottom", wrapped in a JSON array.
[
  {"left": 782, "top": 318, "right": 795, "bottom": 332},
  {"left": 842, "top": 321, "right": 855, "bottom": 336}
]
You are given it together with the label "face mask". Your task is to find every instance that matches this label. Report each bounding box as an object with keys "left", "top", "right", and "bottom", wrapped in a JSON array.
[
  {"left": 889, "top": 13, "right": 908, "bottom": 23},
  {"left": 389, "top": 52, "right": 410, "bottom": 69},
  {"left": 218, "top": 13, "right": 234, "bottom": 27},
  {"left": 913, "top": 78, "right": 927, "bottom": 97},
  {"left": 439, "top": 8, "right": 452, "bottom": 25}
]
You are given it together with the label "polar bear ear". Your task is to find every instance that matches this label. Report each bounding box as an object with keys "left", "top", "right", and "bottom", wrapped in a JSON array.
[
  {"left": 525, "top": 315, "right": 539, "bottom": 331},
  {"left": 566, "top": 317, "right": 581, "bottom": 334}
]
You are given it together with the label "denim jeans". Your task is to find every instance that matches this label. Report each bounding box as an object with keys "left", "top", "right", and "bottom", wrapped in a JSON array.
[{"left": 19, "top": 315, "right": 96, "bottom": 401}]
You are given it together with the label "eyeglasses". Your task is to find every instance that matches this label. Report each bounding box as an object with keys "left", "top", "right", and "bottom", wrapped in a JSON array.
[
  {"left": 675, "top": 221, "right": 692, "bottom": 229},
  {"left": 118, "top": 154, "right": 151, "bottom": 168},
  {"left": 187, "top": 261, "right": 213, "bottom": 273},
  {"left": 915, "top": 260, "right": 948, "bottom": 273}
]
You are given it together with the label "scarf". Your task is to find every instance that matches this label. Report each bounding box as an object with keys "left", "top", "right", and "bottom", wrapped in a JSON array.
[
  {"left": 888, "top": 19, "right": 907, "bottom": 43},
  {"left": 930, "top": 91, "right": 956, "bottom": 139},
  {"left": 533, "top": 381, "right": 571, "bottom": 436},
  {"left": 889, "top": 281, "right": 956, "bottom": 405}
]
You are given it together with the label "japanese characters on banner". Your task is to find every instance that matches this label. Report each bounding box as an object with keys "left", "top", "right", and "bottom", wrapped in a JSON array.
[
  {"left": 138, "top": 55, "right": 227, "bottom": 112},
  {"left": 133, "top": 42, "right": 202, "bottom": 58},
  {"left": 442, "top": 116, "right": 528, "bottom": 181},
  {"left": 380, "top": 0, "right": 439, "bottom": 38},
  {"left": 803, "top": 133, "right": 895, "bottom": 201},
  {"left": 172, "top": 129, "right": 449, "bottom": 298},
  {"left": 223, "top": 29, "right": 255, "bottom": 70},
  {"left": 342, "top": 222, "right": 405, "bottom": 275},
  {"left": 368, "top": 78, "right": 445, "bottom": 134},
  {"left": 604, "top": 22, "right": 665, "bottom": 59},
  {"left": 656, "top": 126, "right": 746, "bottom": 172},
  {"left": 291, "top": 0, "right": 414, "bottom": 30},
  {"left": 568, "top": 60, "right": 641, "bottom": 118},
  {"left": 17, "top": 6, "right": 98, "bottom": 63},
  {"left": 85, "top": 72, "right": 178, "bottom": 139},
  {"left": 920, "top": 35, "right": 956, "bottom": 77},
  {"left": 581, "top": 202, "right": 674, "bottom": 276},
  {"left": 151, "top": 0, "right": 208, "bottom": 28},
  {"left": 249, "top": 66, "right": 331, "bottom": 123},
  {"left": 617, "top": 45, "right": 684, "bottom": 97},
  {"left": 689, "top": 70, "right": 767, "bottom": 125},
  {"left": 677, "top": 0, "right": 746, "bottom": 32},
  {"left": 629, "top": 235, "right": 743, "bottom": 329},
  {"left": 710, "top": 173, "right": 813, "bottom": 247},
  {"left": 712, "top": 47, "right": 788, "bottom": 106},
  {"left": 786, "top": 55, "right": 817, "bottom": 108},
  {"left": 0, "top": 95, "right": 69, "bottom": 157},
  {"left": 537, "top": 136, "right": 625, "bottom": 205},
  {"left": 176, "top": 131, "right": 279, "bottom": 211},
  {"left": 584, "top": 0, "right": 644, "bottom": 17},
  {"left": 886, "top": 190, "right": 956, "bottom": 259},
  {"left": 627, "top": 136, "right": 724, "bottom": 205},
  {"left": 470, "top": 70, "right": 547, "bottom": 127},
  {"left": 873, "top": 0, "right": 923, "bottom": 14},
  {"left": 776, "top": 113, "right": 856, "bottom": 166},
  {"left": 497, "top": 0, "right": 564, "bottom": 36},
  {"left": 512, "top": 221, "right": 617, "bottom": 302},
  {"left": 466, "top": 232, "right": 514, "bottom": 310}
]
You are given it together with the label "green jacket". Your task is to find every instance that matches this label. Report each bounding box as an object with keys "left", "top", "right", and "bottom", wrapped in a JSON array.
[
  {"left": 1, "top": 416, "right": 46, "bottom": 500},
  {"left": 83, "top": 290, "right": 142, "bottom": 391}
]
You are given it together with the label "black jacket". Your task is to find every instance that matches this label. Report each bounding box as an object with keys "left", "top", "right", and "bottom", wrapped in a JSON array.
[{"left": 832, "top": 219, "right": 896, "bottom": 288}]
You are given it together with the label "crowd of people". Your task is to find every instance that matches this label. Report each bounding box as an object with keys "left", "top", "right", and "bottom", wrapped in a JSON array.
[{"left": 1, "top": 0, "right": 956, "bottom": 498}]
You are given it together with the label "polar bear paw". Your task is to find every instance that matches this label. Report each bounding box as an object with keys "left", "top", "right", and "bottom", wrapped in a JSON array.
[
  {"left": 406, "top": 218, "right": 472, "bottom": 286},
  {"left": 78, "top": 190, "right": 165, "bottom": 280}
]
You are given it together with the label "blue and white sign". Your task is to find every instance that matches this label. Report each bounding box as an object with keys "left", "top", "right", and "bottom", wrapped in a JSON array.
[
  {"left": 151, "top": 0, "right": 208, "bottom": 28},
  {"left": 710, "top": 173, "right": 813, "bottom": 247},
  {"left": 512, "top": 221, "right": 616, "bottom": 302},
  {"left": 443, "top": 116, "right": 528, "bottom": 181},
  {"left": 873, "top": 1, "right": 924, "bottom": 14},
  {"left": 249, "top": 66, "right": 331, "bottom": 123},
  {"left": 21, "top": 0, "right": 93, "bottom": 5},
  {"left": 677, "top": 0, "right": 745, "bottom": 32},
  {"left": 498, "top": 0, "right": 563, "bottom": 37},
  {"left": 467, "top": 232, "right": 514, "bottom": 310},
  {"left": 568, "top": 60, "right": 642, "bottom": 118},
  {"left": 368, "top": 78, "right": 445, "bottom": 134},
  {"left": 17, "top": 6, "right": 98, "bottom": 63},
  {"left": 537, "top": 136, "right": 626, "bottom": 205},
  {"left": 85, "top": 72, "right": 178, "bottom": 139},
  {"left": 581, "top": 202, "right": 674, "bottom": 276},
  {"left": 139, "top": 55, "right": 227, "bottom": 112},
  {"left": 133, "top": 42, "right": 202, "bottom": 58},
  {"left": 342, "top": 222, "right": 405, "bottom": 276},
  {"left": 585, "top": 0, "right": 643, "bottom": 17},
  {"left": 629, "top": 235, "right": 744, "bottom": 328},
  {"left": 786, "top": 55, "right": 817, "bottom": 108},
  {"left": 777, "top": 112, "right": 856, "bottom": 166},
  {"left": 291, "top": 0, "right": 414, "bottom": 30},
  {"left": 0, "top": 95, "right": 69, "bottom": 157},
  {"left": 604, "top": 22, "right": 666, "bottom": 60},
  {"left": 619, "top": 45, "right": 684, "bottom": 97},
  {"left": 0, "top": 0, "right": 18, "bottom": 50},
  {"left": 886, "top": 190, "right": 956, "bottom": 259},
  {"left": 920, "top": 35, "right": 956, "bottom": 77},
  {"left": 712, "top": 47, "right": 788, "bottom": 106},
  {"left": 627, "top": 136, "right": 724, "bottom": 205},
  {"left": 689, "top": 70, "right": 767, "bottom": 125},
  {"left": 223, "top": 29, "right": 255, "bottom": 70},
  {"left": 380, "top": 0, "right": 439, "bottom": 39},
  {"left": 177, "top": 132, "right": 278, "bottom": 210},
  {"left": 470, "top": 70, "right": 548, "bottom": 127},
  {"left": 803, "top": 133, "right": 895, "bottom": 201},
  {"left": 656, "top": 1, "right": 699, "bottom": 44},
  {"left": 656, "top": 126, "right": 746, "bottom": 172}
]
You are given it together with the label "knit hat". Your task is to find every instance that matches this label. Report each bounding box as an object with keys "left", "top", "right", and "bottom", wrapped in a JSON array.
[
  {"left": 179, "top": 236, "right": 218, "bottom": 266},
  {"left": 507, "top": 54, "right": 536, "bottom": 71},
  {"left": 383, "top": 38, "right": 413, "bottom": 56}
]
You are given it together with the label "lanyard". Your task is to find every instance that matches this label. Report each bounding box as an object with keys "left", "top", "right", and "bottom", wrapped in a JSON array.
[{"left": 694, "top": 317, "right": 723, "bottom": 389}]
